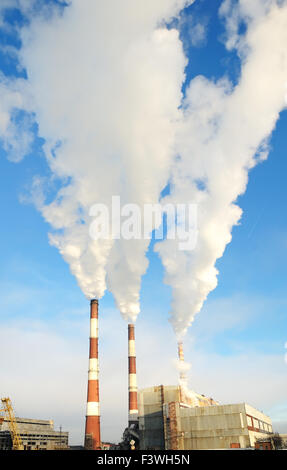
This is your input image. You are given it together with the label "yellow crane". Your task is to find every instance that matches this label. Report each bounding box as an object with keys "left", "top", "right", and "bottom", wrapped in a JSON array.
[{"left": 0, "top": 398, "right": 24, "bottom": 450}]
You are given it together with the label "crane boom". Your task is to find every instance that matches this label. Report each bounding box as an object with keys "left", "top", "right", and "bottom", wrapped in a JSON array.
[{"left": 0, "top": 398, "right": 24, "bottom": 450}]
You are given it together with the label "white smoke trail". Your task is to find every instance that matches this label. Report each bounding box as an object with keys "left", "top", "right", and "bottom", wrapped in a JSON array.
[
  {"left": 155, "top": 0, "right": 287, "bottom": 339},
  {"left": 1, "top": 0, "right": 286, "bottom": 345},
  {"left": 2, "top": 0, "right": 194, "bottom": 322},
  {"left": 0, "top": 74, "right": 34, "bottom": 162}
]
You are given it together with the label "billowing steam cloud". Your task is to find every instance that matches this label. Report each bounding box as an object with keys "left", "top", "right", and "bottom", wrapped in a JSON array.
[
  {"left": 5, "top": 0, "right": 193, "bottom": 322},
  {"left": 0, "top": 0, "right": 287, "bottom": 341},
  {"left": 155, "top": 0, "right": 287, "bottom": 339}
]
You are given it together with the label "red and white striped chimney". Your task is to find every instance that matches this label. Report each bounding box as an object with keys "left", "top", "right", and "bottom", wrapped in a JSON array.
[
  {"left": 85, "top": 299, "right": 101, "bottom": 450},
  {"left": 128, "top": 323, "right": 138, "bottom": 426}
]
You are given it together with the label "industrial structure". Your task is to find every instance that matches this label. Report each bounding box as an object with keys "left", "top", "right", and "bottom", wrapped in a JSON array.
[
  {"left": 138, "top": 385, "right": 273, "bottom": 450},
  {"left": 128, "top": 324, "right": 138, "bottom": 427},
  {"left": 85, "top": 299, "right": 101, "bottom": 450},
  {"left": 81, "top": 300, "right": 275, "bottom": 450},
  {"left": 116, "top": 323, "right": 140, "bottom": 450},
  {"left": 177, "top": 342, "right": 186, "bottom": 382},
  {"left": 136, "top": 341, "right": 273, "bottom": 450},
  {"left": 0, "top": 398, "right": 24, "bottom": 450},
  {"left": 1, "top": 300, "right": 278, "bottom": 451},
  {"left": 83, "top": 300, "right": 140, "bottom": 450},
  {"left": 0, "top": 415, "right": 68, "bottom": 450}
]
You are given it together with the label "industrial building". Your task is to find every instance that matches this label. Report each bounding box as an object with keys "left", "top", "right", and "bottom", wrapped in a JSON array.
[
  {"left": 83, "top": 300, "right": 276, "bottom": 450},
  {"left": 138, "top": 385, "right": 273, "bottom": 450},
  {"left": 0, "top": 417, "right": 68, "bottom": 450},
  {"left": 0, "top": 299, "right": 278, "bottom": 451}
]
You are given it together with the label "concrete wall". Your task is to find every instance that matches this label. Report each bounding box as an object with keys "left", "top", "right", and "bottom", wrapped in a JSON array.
[
  {"left": 167, "top": 403, "right": 273, "bottom": 450},
  {"left": 244, "top": 404, "right": 273, "bottom": 447},
  {"left": 138, "top": 386, "right": 166, "bottom": 449},
  {"left": 138, "top": 386, "right": 273, "bottom": 450},
  {"left": 173, "top": 403, "right": 250, "bottom": 450}
]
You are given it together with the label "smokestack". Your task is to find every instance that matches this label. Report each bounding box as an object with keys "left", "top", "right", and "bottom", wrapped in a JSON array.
[
  {"left": 178, "top": 341, "right": 187, "bottom": 403},
  {"left": 128, "top": 323, "right": 138, "bottom": 426},
  {"left": 178, "top": 341, "right": 186, "bottom": 382},
  {"left": 85, "top": 299, "right": 101, "bottom": 450}
]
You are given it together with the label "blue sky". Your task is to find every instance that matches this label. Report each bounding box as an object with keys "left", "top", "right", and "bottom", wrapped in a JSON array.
[{"left": 0, "top": 0, "right": 287, "bottom": 445}]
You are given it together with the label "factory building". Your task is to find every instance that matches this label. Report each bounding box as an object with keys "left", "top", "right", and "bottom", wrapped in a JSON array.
[
  {"left": 0, "top": 417, "right": 68, "bottom": 450},
  {"left": 138, "top": 385, "right": 273, "bottom": 450},
  {"left": 81, "top": 301, "right": 276, "bottom": 451}
]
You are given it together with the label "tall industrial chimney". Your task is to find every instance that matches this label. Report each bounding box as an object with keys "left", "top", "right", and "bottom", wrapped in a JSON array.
[
  {"left": 178, "top": 341, "right": 186, "bottom": 382},
  {"left": 85, "top": 299, "right": 101, "bottom": 450},
  {"left": 128, "top": 323, "right": 138, "bottom": 427},
  {"left": 178, "top": 341, "right": 187, "bottom": 403}
]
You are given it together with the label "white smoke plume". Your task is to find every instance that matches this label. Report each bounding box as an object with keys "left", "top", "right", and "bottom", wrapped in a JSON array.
[
  {"left": 1, "top": 0, "right": 286, "bottom": 343},
  {"left": 2, "top": 0, "right": 194, "bottom": 322},
  {"left": 173, "top": 357, "right": 191, "bottom": 384},
  {"left": 172, "top": 356, "right": 203, "bottom": 404},
  {"left": 155, "top": 0, "right": 287, "bottom": 339},
  {"left": 0, "top": 74, "right": 34, "bottom": 162}
]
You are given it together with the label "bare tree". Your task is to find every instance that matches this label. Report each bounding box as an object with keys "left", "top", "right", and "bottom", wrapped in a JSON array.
[{"left": 256, "top": 433, "right": 284, "bottom": 450}]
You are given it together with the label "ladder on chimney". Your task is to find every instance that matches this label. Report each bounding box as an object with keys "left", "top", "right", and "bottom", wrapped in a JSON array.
[{"left": 0, "top": 398, "right": 24, "bottom": 450}]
